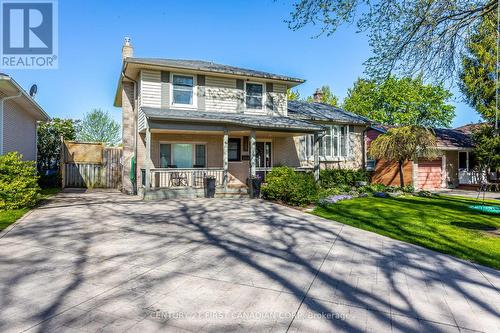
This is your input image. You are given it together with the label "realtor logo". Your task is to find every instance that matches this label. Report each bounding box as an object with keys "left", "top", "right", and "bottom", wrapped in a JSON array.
[{"left": 0, "top": 0, "right": 58, "bottom": 69}]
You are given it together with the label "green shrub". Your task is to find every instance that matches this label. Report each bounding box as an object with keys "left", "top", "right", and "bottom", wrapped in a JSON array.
[
  {"left": 320, "top": 168, "right": 369, "bottom": 189},
  {"left": 261, "top": 167, "right": 318, "bottom": 206},
  {"left": 0, "top": 152, "right": 40, "bottom": 210}
]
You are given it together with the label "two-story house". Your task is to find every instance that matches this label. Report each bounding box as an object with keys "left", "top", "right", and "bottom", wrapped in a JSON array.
[{"left": 114, "top": 38, "right": 369, "bottom": 198}]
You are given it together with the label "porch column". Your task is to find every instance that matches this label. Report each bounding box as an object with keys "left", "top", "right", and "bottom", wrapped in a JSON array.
[
  {"left": 313, "top": 132, "right": 320, "bottom": 182},
  {"left": 441, "top": 153, "right": 447, "bottom": 188},
  {"left": 223, "top": 129, "right": 229, "bottom": 189},
  {"left": 250, "top": 130, "right": 256, "bottom": 178},
  {"left": 145, "top": 125, "right": 151, "bottom": 191}
]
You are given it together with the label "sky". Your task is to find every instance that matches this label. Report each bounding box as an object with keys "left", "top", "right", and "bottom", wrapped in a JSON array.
[{"left": 3, "top": 0, "right": 483, "bottom": 128}]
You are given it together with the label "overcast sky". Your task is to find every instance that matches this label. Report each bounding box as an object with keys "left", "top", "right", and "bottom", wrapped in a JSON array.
[{"left": 4, "top": 0, "right": 483, "bottom": 127}]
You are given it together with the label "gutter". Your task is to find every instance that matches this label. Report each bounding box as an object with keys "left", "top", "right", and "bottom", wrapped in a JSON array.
[
  {"left": 0, "top": 75, "right": 49, "bottom": 121},
  {"left": 0, "top": 91, "right": 22, "bottom": 154}
]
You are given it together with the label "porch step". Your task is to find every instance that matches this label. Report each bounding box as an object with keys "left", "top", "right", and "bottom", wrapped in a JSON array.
[{"left": 215, "top": 187, "right": 249, "bottom": 198}]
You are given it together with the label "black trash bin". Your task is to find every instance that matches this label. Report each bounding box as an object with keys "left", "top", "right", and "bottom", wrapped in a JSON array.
[
  {"left": 251, "top": 177, "right": 262, "bottom": 198},
  {"left": 204, "top": 176, "right": 216, "bottom": 198}
]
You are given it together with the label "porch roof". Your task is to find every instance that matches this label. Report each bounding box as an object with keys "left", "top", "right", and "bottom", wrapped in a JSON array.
[{"left": 142, "top": 107, "right": 324, "bottom": 133}]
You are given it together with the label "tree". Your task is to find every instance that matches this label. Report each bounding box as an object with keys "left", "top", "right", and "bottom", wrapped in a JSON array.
[
  {"left": 369, "top": 126, "right": 439, "bottom": 187},
  {"left": 77, "top": 109, "right": 121, "bottom": 146},
  {"left": 37, "top": 118, "right": 77, "bottom": 174},
  {"left": 287, "top": 0, "right": 498, "bottom": 81},
  {"left": 460, "top": 12, "right": 498, "bottom": 122},
  {"left": 471, "top": 124, "right": 500, "bottom": 172},
  {"left": 287, "top": 89, "right": 301, "bottom": 101},
  {"left": 306, "top": 85, "right": 338, "bottom": 106},
  {"left": 343, "top": 76, "right": 455, "bottom": 127}
]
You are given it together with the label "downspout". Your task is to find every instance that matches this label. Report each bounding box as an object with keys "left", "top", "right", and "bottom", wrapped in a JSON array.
[
  {"left": 0, "top": 91, "right": 23, "bottom": 155},
  {"left": 121, "top": 66, "right": 139, "bottom": 195},
  {"left": 361, "top": 126, "right": 368, "bottom": 170}
]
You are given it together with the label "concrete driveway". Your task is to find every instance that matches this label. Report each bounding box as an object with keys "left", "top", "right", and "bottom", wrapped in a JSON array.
[{"left": 0, "top": 191, "right": 499, "bottom": 333}]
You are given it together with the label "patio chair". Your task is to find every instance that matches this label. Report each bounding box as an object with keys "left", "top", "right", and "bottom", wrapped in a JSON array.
[{"left": 169, "top": 171, "right": 188, "bottom": 187}]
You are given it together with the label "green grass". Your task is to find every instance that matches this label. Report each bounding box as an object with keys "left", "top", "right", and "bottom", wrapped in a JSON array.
[
  {"left": 313, "top": 195, "right": 500, "bottom": 269},
  {"left": 0, "top": 187, "right": 60, "bottom": 232}
]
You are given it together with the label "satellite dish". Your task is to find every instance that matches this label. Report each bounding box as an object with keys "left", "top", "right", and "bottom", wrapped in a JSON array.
[{"left": 29, "top": 84, "right": 37, "bottom": 97}]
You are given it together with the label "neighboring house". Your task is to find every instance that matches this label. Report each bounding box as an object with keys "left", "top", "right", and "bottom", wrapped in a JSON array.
[
  {"left": 366, "top": 126, "right": 478, "bottom": 190},
  {"left": 0, "top": 74, "right": 49, "bottom": 161},
  {"left": 114, "top": 38, "right": 369, "bottom": 198}
]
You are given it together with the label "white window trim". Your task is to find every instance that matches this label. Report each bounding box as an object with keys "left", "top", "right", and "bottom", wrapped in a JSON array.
[
  {"left": 302, "top": 125, "right": 351, "bottom": 162},
  {"left": 158, "top": 141, "right": 207, "bottom": 168},
  {"left": 244, "top": 81, "right": 266, "bottom": 113},
  {"left": 170, "top": 73, "right": 197, "bottom": 109}
]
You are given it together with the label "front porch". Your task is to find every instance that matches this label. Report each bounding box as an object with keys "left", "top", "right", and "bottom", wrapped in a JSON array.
[{"left": 137, "top": 124, "right": 321, "bottom": 198}]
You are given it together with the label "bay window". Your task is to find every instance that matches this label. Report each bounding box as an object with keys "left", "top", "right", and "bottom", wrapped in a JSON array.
[{"left": 300, "top": 125, "right": 351, "bottom": 160}]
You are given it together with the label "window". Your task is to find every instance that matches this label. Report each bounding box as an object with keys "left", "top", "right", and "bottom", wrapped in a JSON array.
[
  {"left": 172, "top": 75, "right": 194, "bottom": 105},
  {"left": 246, "top": 83, "right": 263, "bottom": 110},
  {"left": 159, "top": 143, "right": 206, "bottom": 168},
  {"left": 228, "top": 138, "right": 241, "bottom": 161},
  {"left": 458, "top": 152, "right": 467, "bottom": 170},
  {"left": 195, "top": 144, "right": 206, "bottom": 167},
  {"left": 300, "top": 125, "right": 350, "bottom": 160}
]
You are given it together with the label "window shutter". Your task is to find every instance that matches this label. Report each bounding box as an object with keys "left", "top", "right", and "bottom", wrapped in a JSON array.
[
  {"left": 266, "top": 82, "right": 273, "bottom": 92},
  {"left": 236, "top": 79, "right": 244, "bottom": 90},
  {"left": 161, "top": 71, "right": 170, "bottom": 83},
  {"left": 197, "top": 75, "right": 205, "bottom": 86}
]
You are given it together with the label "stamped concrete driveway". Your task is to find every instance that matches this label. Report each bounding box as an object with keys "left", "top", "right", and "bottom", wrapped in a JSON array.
[{"left": 0, "top": 191, "right": 499, "bottom": 333}]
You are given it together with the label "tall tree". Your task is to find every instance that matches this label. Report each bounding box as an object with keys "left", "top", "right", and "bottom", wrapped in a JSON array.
[
  {"left": 343, "top": 76, "right": 455, "bottom": 127},
  {"left": 37, "top": 118, "right": 77, "bottom": 174},
  {"left": 471, "top": 124, "right": 500, "bottom": 172},
  {"left": 306, "top": 85, "right": 338, "bottom": 105},
  {"left": 369, "top": 126, "right": 439, "bottom": 187},
  {"left": 287, "top": 89, "right": 301, "bottom": 101},
  {"left": 77, "top": 109, "right": 121, "bottom": 146},
  {"left": 460, "top": 12, "right": 498, "bottom": 122},
  {"left": 287, "top": 0, "right": 498, "bottom": 81}
]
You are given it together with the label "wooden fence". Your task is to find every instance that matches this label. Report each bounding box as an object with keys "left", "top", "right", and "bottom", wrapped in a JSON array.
[{"left": 62, "top": 141, "right": 122, "bottom": 189}]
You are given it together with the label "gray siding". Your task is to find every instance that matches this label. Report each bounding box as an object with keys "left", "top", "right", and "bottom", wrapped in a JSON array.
[
  {"left": 138, "top": 69, "right": 288, "bottom": 115},
  {"left": 2, "top": 99, "right": 37, "bottom": 161}
]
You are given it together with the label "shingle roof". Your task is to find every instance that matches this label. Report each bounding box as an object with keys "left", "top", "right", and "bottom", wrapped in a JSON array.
[
  {"left": 142, "top": 107, "right": 324, "bottom": 132},
  {"left": 125, "top": 58, "right": 305, "bottom": 84},
  {"left": 287, "top": 100, "right": 370, "bottom": 125},
  {"left": 370, "top": 125, "right": 474, "bottom": 149},
  {"left": 433, "top": 128, "right": 474, "bottom": 148}
]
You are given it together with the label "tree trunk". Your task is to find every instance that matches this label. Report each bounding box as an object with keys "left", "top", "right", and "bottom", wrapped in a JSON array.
[{"left": 398, "top": 160, "right": 405, "bottom": 187}]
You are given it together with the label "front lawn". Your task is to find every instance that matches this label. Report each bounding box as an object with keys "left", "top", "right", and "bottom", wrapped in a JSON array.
[
  {"left": 313, "top": 195, "right": 500, "bottom": 269},
  {"left": 0, "top": 188, "right": 59, "bottom": 232}
]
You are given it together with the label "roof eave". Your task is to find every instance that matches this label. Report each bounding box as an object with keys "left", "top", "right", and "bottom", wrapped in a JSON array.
[{"left": 0, "top": 75, "right": 49, "bottom": 121}]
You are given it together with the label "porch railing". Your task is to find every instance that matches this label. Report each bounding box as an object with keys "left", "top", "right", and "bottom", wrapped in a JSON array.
[
  {"left": 148, "top": 168, "right": 226, "bottom": 189},
  {"left": 458, "top": 170, "right": 487, "bottom": 185}
]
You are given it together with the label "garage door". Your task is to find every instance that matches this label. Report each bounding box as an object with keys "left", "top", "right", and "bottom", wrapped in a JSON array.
[{"left": 418, "top": 158, "right": 442, "bottom": 190}]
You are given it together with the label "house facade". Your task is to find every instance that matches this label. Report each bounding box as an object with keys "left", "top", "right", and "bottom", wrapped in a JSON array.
[
  {"left": 114, "top": 38, "right": 369, "bottom": 198},
  {"left": 0, "top": 74, "right": 49, "bottom": 161},
  {"left": 366, "top": 126, "right": 479, "bottom": 190}
]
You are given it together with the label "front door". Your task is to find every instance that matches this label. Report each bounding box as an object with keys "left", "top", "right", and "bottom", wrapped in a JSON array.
[{"left": 256, "top": 142, "right": 272, "bottom": 168}]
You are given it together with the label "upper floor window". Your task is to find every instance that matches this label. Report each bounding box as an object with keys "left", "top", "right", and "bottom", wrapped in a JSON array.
[
  {"left": 246, "top": 83, "right": 263, "bottom": 110},
  {"left": 172, "top": 75, "right": 194, "bottom": 105}
]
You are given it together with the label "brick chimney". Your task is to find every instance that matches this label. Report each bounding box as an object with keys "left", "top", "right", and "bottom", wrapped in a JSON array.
[
  {"left": 122, "top": 37, "right": 133, "bottom": 60},
  {"left": 313, "top": 88, "right": 323, "bottom": 103}
]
